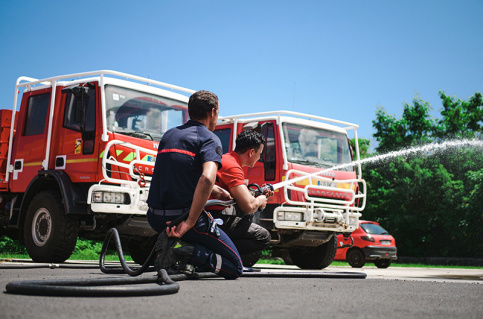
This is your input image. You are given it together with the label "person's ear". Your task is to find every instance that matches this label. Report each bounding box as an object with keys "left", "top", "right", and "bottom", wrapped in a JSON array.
[{"left": 211, "top": 107, "right": 218, "bottom": 118}]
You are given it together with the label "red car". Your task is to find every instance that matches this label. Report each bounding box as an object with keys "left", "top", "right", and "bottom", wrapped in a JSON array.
[{"left": 334, "top": 220, "right": 397, "bottom": 268}]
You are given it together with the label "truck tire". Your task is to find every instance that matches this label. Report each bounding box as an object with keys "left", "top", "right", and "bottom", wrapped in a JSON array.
[
  {"left": 24, "top": 190, "right": 79, "bottom": 263},
  {"left": 374, "top": 259, "right": 391, "bottom": 268},
  {"left": 347, "top": 249, "right": 365, "bottom": 268},
  {"left": 241, "top": 251, "right": 262, "bottom": 268},
  {"left": 289, "top": 234, "right": 337, "bottom": 269},
  {"left": 127, "top": 235, "right": 156, "bottom": 265}
]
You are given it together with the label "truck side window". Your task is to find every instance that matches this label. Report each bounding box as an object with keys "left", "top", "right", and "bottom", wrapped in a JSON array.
[
  {"left": 63, "top": 88, "right": 96, "bottom": 133},
  {"left": 24, "top": 93, "right": 50, "bottom": 136},
  {"left": 213, "top": 128, "right": 231, "bottom": 154}
]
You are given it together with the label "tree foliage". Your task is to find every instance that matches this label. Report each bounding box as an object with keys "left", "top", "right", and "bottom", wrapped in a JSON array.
[
  {"left": 437, "top": 92, "right": 483, "bottom": 139},
  {"left": 363, "top": 92, "right": 483, "bottom": 258}
]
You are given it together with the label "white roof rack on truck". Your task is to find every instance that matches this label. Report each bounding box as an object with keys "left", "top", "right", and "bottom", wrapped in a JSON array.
[
  {"left": 218, "top": 110, "right": 359, "bottom": 131},
  {"left": 14, "top": 70, "right": 196, "bottom": 95},
  {"left": 8, "top": 70, "right": 196, "bottom": 176}
]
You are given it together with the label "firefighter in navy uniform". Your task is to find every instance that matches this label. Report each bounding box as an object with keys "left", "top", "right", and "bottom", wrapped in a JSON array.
[{"left": 146, "top": 90, "right": 243, "bottom": 279}]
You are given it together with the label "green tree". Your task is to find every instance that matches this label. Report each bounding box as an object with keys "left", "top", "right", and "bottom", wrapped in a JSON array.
[
  {"left": 350, "top": 137, "right": 372, "bottom": 159},
  {"left": 373, "top": 97, "right": 436, "bottom": 153},
  {"left": 437, "top": 92, "right": 483, "bottom": 139},
  {"left": 363, "top": 92, "right": 483, "bottom": 258}
]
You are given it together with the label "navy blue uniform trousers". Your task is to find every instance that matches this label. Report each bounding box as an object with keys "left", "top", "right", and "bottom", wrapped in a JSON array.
[{"left": 147, "top": 210, "right": 243, "bottom": 279}]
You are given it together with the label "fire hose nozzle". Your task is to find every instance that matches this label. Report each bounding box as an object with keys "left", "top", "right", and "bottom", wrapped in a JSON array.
[{"left": 248, "top": 183, "right": 274, "bottom": 197}]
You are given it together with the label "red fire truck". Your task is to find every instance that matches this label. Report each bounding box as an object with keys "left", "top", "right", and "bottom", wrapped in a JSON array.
[
  {"left": 0, "top": 71, "right": 193, "bottom": 263},
  {"left": 214, "top": 112, "right": 366, "bottom": 269}
]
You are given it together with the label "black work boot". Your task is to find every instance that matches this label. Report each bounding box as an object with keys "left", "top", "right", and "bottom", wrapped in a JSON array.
[
  {"left": 173, "top": 240, "right": 195, "bottom": 262},
  {"left": 173, "top": 241, "right": 195, "bottom": 274},
  {"left": 153, "top": 231, "right": 177, "bottom": 271}
]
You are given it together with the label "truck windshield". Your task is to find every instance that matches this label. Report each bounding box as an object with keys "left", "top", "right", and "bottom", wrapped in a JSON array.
[
  {"left": 104, "top": 85, "right": 187, "bottom": 141},
  {"left": 282, "top": 123, "right": 353, "bottom": 171}
]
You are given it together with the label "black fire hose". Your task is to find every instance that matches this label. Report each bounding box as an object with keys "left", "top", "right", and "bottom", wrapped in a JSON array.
[
  {"left": 99, "top": 199, "right": 236, "bottom": 276},
  {"left": 5, "top": 198, "right": 366, "bottom": 297},
  {"left": 5, "top": 200, "right": 236, "bottom": 296}
]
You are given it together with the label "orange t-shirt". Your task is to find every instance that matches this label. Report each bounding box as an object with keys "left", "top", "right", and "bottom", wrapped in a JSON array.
[
  {"left": 207, "top": 151, "right": 246, "bottom": 211},
  {"left": 216, "top": 151, "right": 246, "bottom": 191}
]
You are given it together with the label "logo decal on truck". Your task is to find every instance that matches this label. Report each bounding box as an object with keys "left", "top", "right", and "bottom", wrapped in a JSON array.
[{"left": 75, "top": 139, "right": 82, "bottom": 154}]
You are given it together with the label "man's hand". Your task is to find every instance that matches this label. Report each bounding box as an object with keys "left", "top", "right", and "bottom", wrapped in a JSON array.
[
  {"left": 166, "top": 220, "right": 192, "bottom": 238},
  {"left": 256, "top": 195, "right": 268, "bottom": 210},
  {"left": 262, "top": 184, "right": 274, "bottom": 198}
]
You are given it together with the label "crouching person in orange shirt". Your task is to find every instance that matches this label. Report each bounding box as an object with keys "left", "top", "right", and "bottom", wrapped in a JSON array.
[{"left": 208, "top": 130, "right": 273, "bottom": 267}]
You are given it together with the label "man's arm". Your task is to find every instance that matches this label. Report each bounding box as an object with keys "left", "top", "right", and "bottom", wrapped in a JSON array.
[
  {"left": 166, "top": 161, "right": 218, "bottom": 238},
  {"left": 229, "top": 184, "right": 267, "bottom": 214}
]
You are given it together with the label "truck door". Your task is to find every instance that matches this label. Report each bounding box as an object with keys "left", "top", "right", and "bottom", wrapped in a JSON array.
[
  {"left": 10, "top": 89, "right": 52, "bottom": 192},
  {"left": 51, "top": 83, "right": 98, "bottom": 183},
  {"left": 244, "top": 121, "right": 277, "bottom": 186},
  {"left": 213, "top": 125, "right": 233, "bottom": 154}
]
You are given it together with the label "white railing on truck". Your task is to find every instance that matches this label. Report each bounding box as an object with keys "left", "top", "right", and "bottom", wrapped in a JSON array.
[
  {"left": 6, "top": 70, "right": 194, "bottom": 183},
  {"left": 100, "top": 140, "right": 157, "bottom": 186},
  {"left": 217, "top": 110, "right": 363, "bottom": 179},
  {"left": 282, "top": 169, "right": 366, "bottom": 212}
]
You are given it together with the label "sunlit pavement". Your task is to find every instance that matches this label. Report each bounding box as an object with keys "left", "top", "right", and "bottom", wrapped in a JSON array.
[
  {"left": 2, "top": 259, "right": 482, "bottom": 319},
  {"left": 254, "top": 263, "right": 483, "bottom": 283},
  {"left": 1, "top": 259, "right": 482, "bottom": 284}
]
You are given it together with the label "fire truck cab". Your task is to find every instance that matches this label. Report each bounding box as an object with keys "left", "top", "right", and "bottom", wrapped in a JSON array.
[
  {"left": 214, "top": 111, "right": 366, "bottom": 269},
  {"left": 0, "top": 71, "right": 193, "bottom": 263}
]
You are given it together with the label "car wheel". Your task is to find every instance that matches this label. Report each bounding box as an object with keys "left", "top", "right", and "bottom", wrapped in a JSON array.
[
  {"left": 289, "top": 235, "right": 337, "bottom": 269},
  {"left": 24, "top": 190, "right": 79, "bottom": 263},
  {"left": 374, "top": 259, "right": 391, "bottom": 268},
  {"left": 127, "top": 235, "right": 157, "bottom": 265},
  {"left": 347, "top": 249, "right": 365, "bottom": 268}
]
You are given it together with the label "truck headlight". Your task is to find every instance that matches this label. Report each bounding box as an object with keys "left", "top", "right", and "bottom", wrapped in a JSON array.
[
  {"left": 349, "top": 216, "right": 358, "bottom": 227},
  {"left": 92, "top": 191, "right": 130, "bottom": 204},
  {"left": 277, "top": 211, "right": 304, "bottom": 221}
]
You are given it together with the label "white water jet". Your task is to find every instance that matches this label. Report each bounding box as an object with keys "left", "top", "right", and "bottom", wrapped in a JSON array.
[
  {"left": 356, "top": 139, "right": 483, "bottom": 168},
  {"left": 274, "top": 139, "right": 483, "bottom": 189}
]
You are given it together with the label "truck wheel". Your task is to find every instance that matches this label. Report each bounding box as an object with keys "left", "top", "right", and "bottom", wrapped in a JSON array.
[
  {"left": 241, "top": 251, "right": 262, "bottom": 268},
  {"left": 347, "top": 249, "right": 365, "bottom": 268},
  {"left": 374, "top": 259, "right": 391, "bottom": 268},
  {"left": 127, "top": 235, "right": 156, "bottom": 265},
  {"left": 289, "top": 234, "right": 337, "bottom": 269},
  {"left": 24, "top": 190, "right": 79, "bottom": 263}
]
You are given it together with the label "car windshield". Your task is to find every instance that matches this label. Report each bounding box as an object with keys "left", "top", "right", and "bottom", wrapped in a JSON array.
[
  {"left": 282, "top": 123, "right": 353, "bottom": 171},
  {"left": 361, "top": 223, "right": 390, "bottom": 235},
  {"left": 104, "top": 85, "right": 188, "bottom": 141}
]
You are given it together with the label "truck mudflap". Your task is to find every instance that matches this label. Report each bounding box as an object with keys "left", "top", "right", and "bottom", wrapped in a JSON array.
[{"left": 273, "top": 169, "right": 365, "bottom": 233}]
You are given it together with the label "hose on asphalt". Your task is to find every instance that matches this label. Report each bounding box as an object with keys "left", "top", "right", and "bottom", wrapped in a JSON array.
[
  {"left": 4, "top": 199, "right": 367, "bottom": 297},
  {"left": 5, "top": 268, "right": 366, "bottom": 297},
  {"left": 98, "top": 199, "right": 236, "bottom": 276}
]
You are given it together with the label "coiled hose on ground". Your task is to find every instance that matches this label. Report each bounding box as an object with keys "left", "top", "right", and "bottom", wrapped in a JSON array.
[{"left": 5, "top": 199, "right": 366, "bottom": 296}]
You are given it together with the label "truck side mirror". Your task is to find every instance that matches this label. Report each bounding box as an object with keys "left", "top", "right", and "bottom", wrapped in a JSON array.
[{"left": 62, "top": 84, "right": 94, "bottom": 140}]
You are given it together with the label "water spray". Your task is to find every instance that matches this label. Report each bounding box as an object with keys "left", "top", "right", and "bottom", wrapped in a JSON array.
[{"left": 272, "top": 139, "right": 483, "bottom": 189}]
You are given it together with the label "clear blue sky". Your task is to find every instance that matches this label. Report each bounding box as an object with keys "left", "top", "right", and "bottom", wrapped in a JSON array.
[{"left": 1, "top": 0, "right": 481, "bottom": 143}]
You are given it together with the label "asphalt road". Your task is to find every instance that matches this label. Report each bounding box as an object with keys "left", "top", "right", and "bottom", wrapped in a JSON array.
[{"left": 0, "top": 261, "right": 481, "bottom": 319}]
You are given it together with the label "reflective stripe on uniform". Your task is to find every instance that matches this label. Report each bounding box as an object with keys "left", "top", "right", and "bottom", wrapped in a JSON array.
[
  {"left": 158, "top": 148, "right": 196, "bottom": 157},
  {"left": 214, "top": 254, "right": 222, "bottom": 274}
]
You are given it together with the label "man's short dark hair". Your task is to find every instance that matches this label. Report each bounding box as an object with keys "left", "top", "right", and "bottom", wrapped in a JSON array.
[
  {"left": 188, "top": 90, "right": 218, "bottom": 120},
  {"left": 235, "top": 130, "right": 265, "bottom": 154}
]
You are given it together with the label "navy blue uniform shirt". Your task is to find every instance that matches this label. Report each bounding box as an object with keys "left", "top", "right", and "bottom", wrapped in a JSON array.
[{"left": 147, "top": 120, "right": 223, "bottom": 210}]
